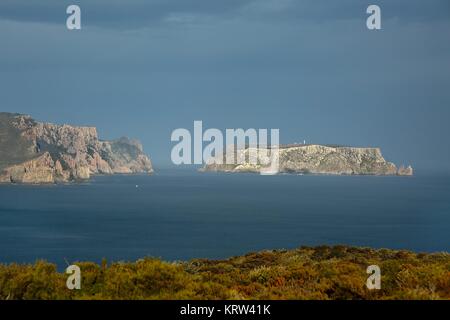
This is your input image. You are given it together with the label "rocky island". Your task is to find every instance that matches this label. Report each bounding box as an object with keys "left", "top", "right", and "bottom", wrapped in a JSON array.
[
  {"left": 0, "top": 112, "right": 153, "bottom": 184},
  {"left": 202, "top": 144, "right": 413, "bottom": 176}
]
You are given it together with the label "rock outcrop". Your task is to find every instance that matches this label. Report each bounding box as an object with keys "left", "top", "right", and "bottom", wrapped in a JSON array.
[
  {"left": 202, "top": 144, "right": 413, "bottom": 176},
  {"left": 397, "top": 165, "right": 414, "bottom": 176},
  {"left": 0, "top": 113, "right": 153, "bottom": 184},
  {"left": 0, "top": 152, "right": 56, "bottom": 184}
]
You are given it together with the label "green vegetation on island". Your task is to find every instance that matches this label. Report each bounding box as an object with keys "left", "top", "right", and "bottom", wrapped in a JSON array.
[{"left": 0, "top": 246, "right": 448, "bottom": 300}]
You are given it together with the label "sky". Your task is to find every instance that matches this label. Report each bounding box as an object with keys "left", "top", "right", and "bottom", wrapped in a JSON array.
[{"left": 0, "top": 0, "right": 449, "bottom": 171}]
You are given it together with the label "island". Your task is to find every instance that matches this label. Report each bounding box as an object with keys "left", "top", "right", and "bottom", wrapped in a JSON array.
[
  {"left": 202, "top": 144, "right": 413, "bottom": 176},
  {"left": 0, "top": 112, "right": 153, "bottom": 184}
]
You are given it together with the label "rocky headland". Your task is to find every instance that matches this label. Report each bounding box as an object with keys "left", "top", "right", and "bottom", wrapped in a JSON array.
[
  {"left": 202, "top": 144, "right": 413, "bottom": 176},
  {"left": 0, "top": 112, "right": 153, "bottom": 184}
]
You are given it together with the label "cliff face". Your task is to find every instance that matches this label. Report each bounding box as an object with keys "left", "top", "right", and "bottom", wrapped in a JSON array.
[
  {"left": 0, "top": 113, "right": 153, "bottom": 184},
  {"left": 202, "top": 144, "right": 413, "bottom": 176}
]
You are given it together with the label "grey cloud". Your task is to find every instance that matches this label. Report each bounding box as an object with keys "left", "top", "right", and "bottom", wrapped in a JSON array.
[
  {"left": 0, "top": 0, "right": 253, "bottom": 28},
  {"left": 244, "top": 0, "right": 450, "bottom": 22},
  {"left": 0, "top": 0, "right": 449, "bottom": 29}
]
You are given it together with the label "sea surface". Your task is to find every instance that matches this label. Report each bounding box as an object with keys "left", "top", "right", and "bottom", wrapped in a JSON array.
[{"left": 0, "top": 170, "right": 449, "bottom": 266}]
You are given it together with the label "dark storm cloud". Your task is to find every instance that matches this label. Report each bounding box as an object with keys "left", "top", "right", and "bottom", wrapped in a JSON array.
[
  {"left": 0, "top": 0, "right": 254, "bottom": 28},
  {"left": 0, "top": 0, "right": 449, "bottom": 29}
]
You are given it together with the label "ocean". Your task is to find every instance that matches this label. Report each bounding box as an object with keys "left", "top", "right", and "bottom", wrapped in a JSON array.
[{"left": 0, "top": 170, "right": 449, "bottom": 266}]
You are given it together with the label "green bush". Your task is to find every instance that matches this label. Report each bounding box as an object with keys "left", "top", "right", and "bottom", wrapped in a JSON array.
[{"left": 0, "top": 246, "right": 448, "bottom": 300}]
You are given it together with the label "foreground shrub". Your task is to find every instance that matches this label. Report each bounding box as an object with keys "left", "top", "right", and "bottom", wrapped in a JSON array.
[{"left": 0, "top": 246, "right": 448, "bottom": 300}]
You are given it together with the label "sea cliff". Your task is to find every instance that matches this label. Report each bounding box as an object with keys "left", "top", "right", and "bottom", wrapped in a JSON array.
[
  {"left": 0, "top": 112, "right": 153, "bottom": 183},
  {"left": 202, "top": 144, "right": 413, "bottom": 176}
]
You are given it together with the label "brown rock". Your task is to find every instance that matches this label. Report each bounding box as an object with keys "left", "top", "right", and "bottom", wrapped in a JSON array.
[
  {"left": 397, "top": 165, "right": 413, "bottom": 176},
  {"left": 0, "top": 152, "right": 55, "bottom": 184},
  {"left": 1, "top": 112, "right": 153, "bottom": 184}
]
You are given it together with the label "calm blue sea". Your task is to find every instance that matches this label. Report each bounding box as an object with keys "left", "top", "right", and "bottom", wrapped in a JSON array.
[{"left": 0, "top": 170, "right": 449, "bottom": 266}]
